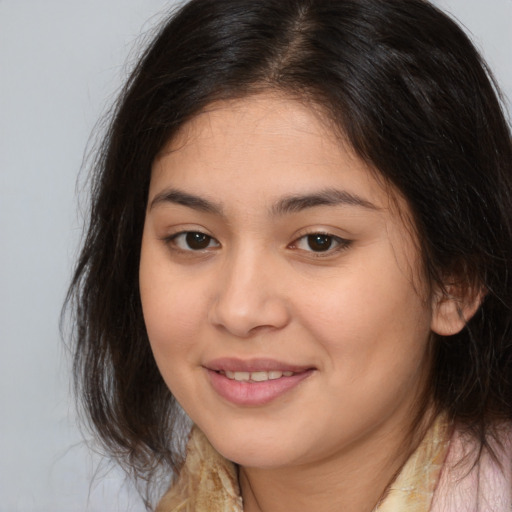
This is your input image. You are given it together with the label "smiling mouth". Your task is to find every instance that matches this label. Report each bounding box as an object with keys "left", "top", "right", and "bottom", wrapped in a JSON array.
[
  {"left": 205, "top": 358, "right": 315, "bottom": 405},
  {"left": 207, "top": 366, "right": 314, "bottom": 406}
]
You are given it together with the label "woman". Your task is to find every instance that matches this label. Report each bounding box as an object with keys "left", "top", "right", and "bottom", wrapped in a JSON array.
[{"left": 67, "top": 0, "right": 512, "bottom": 510}]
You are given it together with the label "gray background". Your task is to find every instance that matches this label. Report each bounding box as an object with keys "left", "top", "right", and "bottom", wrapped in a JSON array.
[{"left": 1, "top": 0, "right": 511, "bottom": 510}]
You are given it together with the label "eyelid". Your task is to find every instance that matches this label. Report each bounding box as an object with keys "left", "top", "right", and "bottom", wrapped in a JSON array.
[
  {"left": 163, "top": 229, "right": 221, "bottom": 252},
  {"left": 289, "top": 230, "right": 352, "bottom": 256}
]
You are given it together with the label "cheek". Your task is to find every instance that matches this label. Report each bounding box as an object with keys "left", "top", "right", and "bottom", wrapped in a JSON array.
[
  {"left": 141, "top": 286, "right": 202, "bottom": 355},
  {"left": 139, "top": 245, "right": 206, "bottom": 367},
  {"left": 296, "top": 258, "right": 432, "bottom": 374},
  {"left": 140, "top": 261, "right": 209, "bottom": 411},
  {"left": 298, "top": 275, "right": 432, "bottom": 432}
]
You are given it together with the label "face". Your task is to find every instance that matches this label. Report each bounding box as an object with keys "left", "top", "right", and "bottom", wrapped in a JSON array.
[{"left": 140, "top": 93, "right": 439, "bottom": 471}]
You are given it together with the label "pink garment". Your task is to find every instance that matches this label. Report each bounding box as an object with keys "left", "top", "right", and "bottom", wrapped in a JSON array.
[{"left": 431, "top": 426, "right": 512, "bottom": 511}]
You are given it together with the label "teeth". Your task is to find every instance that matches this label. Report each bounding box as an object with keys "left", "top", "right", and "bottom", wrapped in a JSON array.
[
  {"left": 223, "top": 370, "right": 295, "bottom": 382},
  {"left": 251, "top": 371, "right": 274, "bottom": 382}
]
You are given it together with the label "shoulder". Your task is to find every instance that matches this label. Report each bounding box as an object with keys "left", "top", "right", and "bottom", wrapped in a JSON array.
[{"left": 431, "top": 423, "right": 512, "bottom": 512}]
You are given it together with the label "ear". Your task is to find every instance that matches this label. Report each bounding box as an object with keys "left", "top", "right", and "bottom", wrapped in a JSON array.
[{"left": 430, "top": 282, "right": 484, "bottom": 336}]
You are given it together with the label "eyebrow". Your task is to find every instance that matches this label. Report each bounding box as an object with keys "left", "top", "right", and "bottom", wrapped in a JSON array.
[
  {"left": 271, "top": 188, "right": 379, "bottom": 215},
  {"left": 149, "top": 188, "right": 224, "bottom": 215},
  {"left": 149, "top": 187, "right": 378, "bottom": 216}
]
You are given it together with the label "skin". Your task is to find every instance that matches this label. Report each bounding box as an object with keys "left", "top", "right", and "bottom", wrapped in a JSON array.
[{"left": 139, "top": 93, "right": 457, "bottom": 511}]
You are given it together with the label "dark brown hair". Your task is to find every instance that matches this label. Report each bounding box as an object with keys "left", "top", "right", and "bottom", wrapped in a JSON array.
[{"left": 66, "top": 0, "right": 512, "bottom": 506}]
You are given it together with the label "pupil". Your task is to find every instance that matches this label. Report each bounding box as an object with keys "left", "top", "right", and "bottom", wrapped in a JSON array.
[
  {"left": 186, "top": 232, "right": 210, "bottom": 250},
  {"left": 308, "top": 234, "right": 332, "bottom": 252}
]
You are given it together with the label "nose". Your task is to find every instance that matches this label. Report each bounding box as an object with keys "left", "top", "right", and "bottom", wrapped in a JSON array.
[{"left": 208, "top": 248, "right": 291, "bottom": 338}]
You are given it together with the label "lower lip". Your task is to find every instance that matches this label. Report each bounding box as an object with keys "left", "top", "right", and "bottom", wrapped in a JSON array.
[{"left": 206, "top": 369, "right": 314, "bottom": 406}]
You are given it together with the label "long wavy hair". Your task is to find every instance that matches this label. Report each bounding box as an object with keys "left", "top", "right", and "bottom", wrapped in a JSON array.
[{"left": 66, "top": 0, "right": 512, "bottom": 507}]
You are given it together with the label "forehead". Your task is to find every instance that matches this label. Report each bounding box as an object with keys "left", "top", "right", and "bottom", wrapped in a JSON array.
[{"left": 151, "top": 93, "right": 397, "bottom": 211}]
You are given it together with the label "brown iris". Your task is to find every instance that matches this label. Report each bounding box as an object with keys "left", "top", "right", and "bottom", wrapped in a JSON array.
[
  {"left": 185, "top": 232, "right": 212, "bottom": 250},
  {"left": 307, "top": 234, "right": 333, "bottom": 252}
]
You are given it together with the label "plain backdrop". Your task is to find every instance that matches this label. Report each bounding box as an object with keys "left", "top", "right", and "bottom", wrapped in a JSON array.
[{"left": 0, "top": 1, "right": 511, "bottom": 510}]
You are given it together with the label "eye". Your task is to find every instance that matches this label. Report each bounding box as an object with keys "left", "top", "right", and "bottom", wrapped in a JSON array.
[
  {"left": 293, "top": 233, "right": 350, "bottom": 253},
  {"left": 170, "top": 231, "right": 220, "bottom": 251}
]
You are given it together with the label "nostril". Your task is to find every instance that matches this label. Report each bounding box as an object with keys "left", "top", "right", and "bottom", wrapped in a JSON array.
[{"left": 209, "top": 297, "right": 290, "bottom": 338}]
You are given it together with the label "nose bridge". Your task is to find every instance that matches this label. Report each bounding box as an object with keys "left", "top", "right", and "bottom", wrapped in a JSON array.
[{"left": 209, "top": 243, "right": 290, "bottom": 337}]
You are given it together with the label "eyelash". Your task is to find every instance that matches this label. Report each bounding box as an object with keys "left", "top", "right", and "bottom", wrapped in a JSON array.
[
  {"left": 166, "top": 231, "right": 220, "bottom": 252},
  {"left": 290, "top": 232, "right": 352, "bottom": 256},
  {"left": 164, "top": 230, "right": 352, "bottom": 256}
]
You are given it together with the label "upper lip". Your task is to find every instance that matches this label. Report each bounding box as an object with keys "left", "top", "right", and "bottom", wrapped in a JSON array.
[{"left": 204, "top": 357, "right": 314, "bottom": 373}]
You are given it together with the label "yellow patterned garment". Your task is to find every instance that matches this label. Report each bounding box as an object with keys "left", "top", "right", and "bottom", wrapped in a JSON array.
[
  {"left": 156, "top": 416, "right": 452, "bottom": 512},
  {"left": 373, "top": 417, "right": 450, "bottom": 512},
  {"left": 156, "top": 427, "right": 243, "bottom": 512}
]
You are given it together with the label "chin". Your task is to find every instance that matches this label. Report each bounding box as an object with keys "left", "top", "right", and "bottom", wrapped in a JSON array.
[
  {"left": 218, "top": 444, "right": 296, "bottom": 469},
  {"left": 200, "top": 423, "right": 308, "bottom": 469}
]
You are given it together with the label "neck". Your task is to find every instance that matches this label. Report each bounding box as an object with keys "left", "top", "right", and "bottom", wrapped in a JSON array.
[{"left": 239, "top": 407, "right": 436, "bottom": 512}]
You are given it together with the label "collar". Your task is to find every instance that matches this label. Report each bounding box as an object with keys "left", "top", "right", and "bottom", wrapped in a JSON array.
[{"left": 157, "top": 415, "right": 451, "bottom": 512}]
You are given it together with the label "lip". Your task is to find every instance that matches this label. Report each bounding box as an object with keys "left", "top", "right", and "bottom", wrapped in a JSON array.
[
  {"left": 204, "top": 358, "right": 315, "bottom": 406},
  {"left": 205, "top": 357, "right": 312, "bottom": 373}
]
